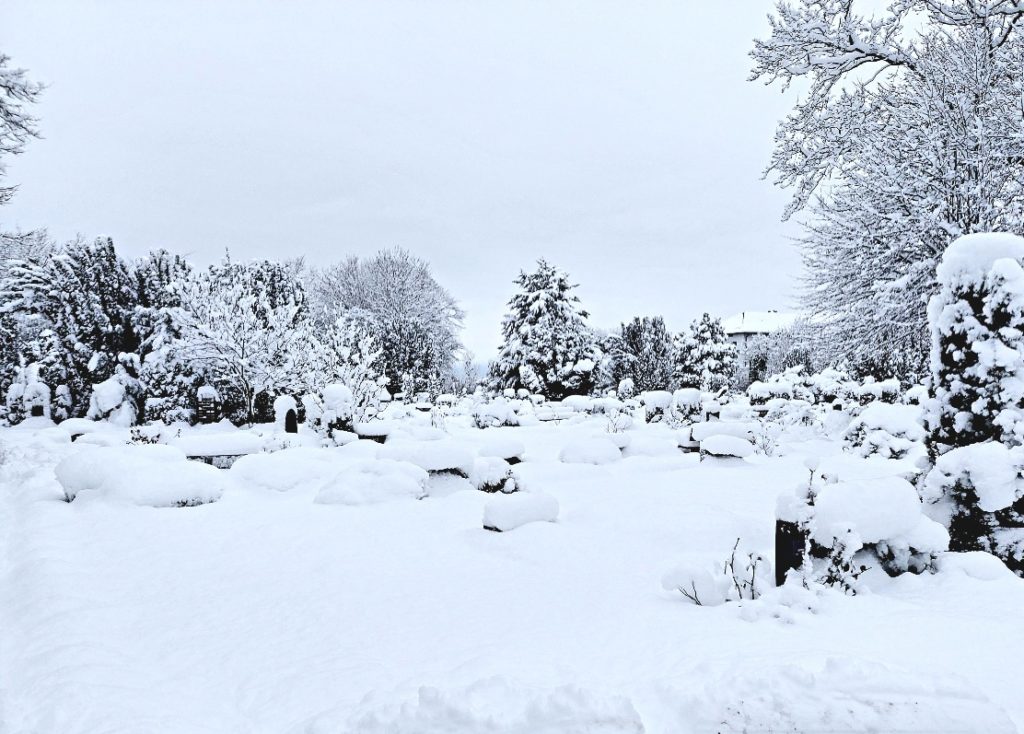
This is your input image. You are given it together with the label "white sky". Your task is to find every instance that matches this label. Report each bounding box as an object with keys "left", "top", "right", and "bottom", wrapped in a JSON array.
[{"left": 2, "top": 0, "right": 800, "bottom": 359}]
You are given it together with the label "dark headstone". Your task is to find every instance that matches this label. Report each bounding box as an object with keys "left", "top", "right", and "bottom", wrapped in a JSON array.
[
  {"left": 30, "top": 405, "right": 44, "bottom": 418},
  {"left": 285, "top": 408, "right": 298, "bottom": 434},
  {"left": 775, "top": 519, "right": 806, "bottom": 586}
]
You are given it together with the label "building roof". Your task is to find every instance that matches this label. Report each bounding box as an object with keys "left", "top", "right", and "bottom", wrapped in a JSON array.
[{"left": 721, "top": 310, "right": 798, "bottom": 336}]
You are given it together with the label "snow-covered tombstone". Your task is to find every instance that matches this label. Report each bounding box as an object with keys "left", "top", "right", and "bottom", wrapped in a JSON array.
[
  {"left": 196, "top": 385, "right": 220, "bottom": 424},
  {"left": 490, "top": 259, "right": 598, "bottom": 400},
  {"left": 927, "top": 233, "right": 1024, "bottom": 455},
  {"left": 482, "top": 492, "right": 559, "bottom": 532},
  {"left": 273, "top": 394, "right": 298, "bottom": 433},
  {"left": 4, "top": 362, "right": 51, "bottom": 423}
]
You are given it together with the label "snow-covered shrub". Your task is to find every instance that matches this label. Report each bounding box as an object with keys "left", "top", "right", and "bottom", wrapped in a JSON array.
[
  {"left": 4, "top": 363, "right": 51, "bottom": 424},
  {"left": 856, "top": 377, "right": 901, "bottom": 405},
  {"left": 471, "top": 396, "right": 521, "bottom": 429},
  {"left": 477, "top": 435, "right": 525, "bottom": 464},
  {"left": 661, "top": 540, "right": 771, "bottom": 606},
  {"left": 927, "top": 233, "right": 1024, "bottom": 454},
  {"left": 380, "top": 439, "right": 475, "bottom": 477},
  {"left": 844, "top": 402, "right": 926, "bottom": 460},
  {"left": 86, "top": 366, "right": 140, "bottom": 427},
  {"left": 764, "top": 398, "right": 818, "bottom": 429},
  {"left": 616, "top": 378, "right": 636, "bottom": 401},
  {"left": 666, "top": 388, "right": 702, "bottom": 427},
  {"left": 470, "top": 456, "right": 517, "bottom": 493},
  {"left": 922, "top": 442, "right": 1024, "bottom": 575},
  {"left": 55, "top": 444, "right": 225, "bottom": 506},
  {"left": 482, "top": 491, "right": 559, "bottom": 531},
  {"left": 640, "top": 390, "right": 672, "bottom": 423},
  {"left": 780, "top": 470, "right": 949, "bottom": 590}
]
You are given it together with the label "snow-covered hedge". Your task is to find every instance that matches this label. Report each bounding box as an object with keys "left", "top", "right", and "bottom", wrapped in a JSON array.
[{"left": 844, "top": 402, "right": 926, "bottom": 460}]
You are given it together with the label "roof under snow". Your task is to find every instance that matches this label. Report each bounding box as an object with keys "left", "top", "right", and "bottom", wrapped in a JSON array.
[{"left": 721, "top": 310, "right": 798, "bottom": 336}]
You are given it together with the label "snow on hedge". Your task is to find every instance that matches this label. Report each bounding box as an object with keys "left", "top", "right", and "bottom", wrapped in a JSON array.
[
  {"left": 558, "top": 436, "right": 622, "bottom": 465},
  {"left": 314, "top": 459, "right": 427, "bottom": 505},
  {"left": 55, "top": 445, "right": 225, "bottom": 507},
  {"left": 482, "top": 491, "right": 559, "bottom": 531},
  {"left": 844, "top": 402, "right": 926, "bottom": 459},
  {"left": 470, "top": 456, "right": 516, "bottom": 493}
]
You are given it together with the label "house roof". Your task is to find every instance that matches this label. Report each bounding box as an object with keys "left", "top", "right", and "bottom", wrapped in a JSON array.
[{"left": 721, "top": 310, "right": 798, "bottom": 336}]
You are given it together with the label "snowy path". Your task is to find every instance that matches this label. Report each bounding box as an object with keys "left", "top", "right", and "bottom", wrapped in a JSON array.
[{"left": 2, "top": 423, "right": 1023, "bottom": 732}]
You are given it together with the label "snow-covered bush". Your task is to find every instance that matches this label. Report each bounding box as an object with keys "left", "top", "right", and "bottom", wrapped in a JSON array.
[
  {"left": 844, "top": 402, "right": 926, "bottom": 460},
  {"left": 665, "top": 388, "right": 702, "bottom": 427},
  {"left": 380, "top": 439, "right": 475, "bottom": 478},
  {"left": 4, "top": 362, "right": 51, "bottom": 423},
  {"left": 55, "top": 445, "right": 225, "bottom": 506},
  {"left": 86, "top": 366, "right": 139, "bottom": 427},
  {"left": 639, "top": 390, "right": 672, "bottom": 423},
  {"left": 927, "top": 233, "right": 1024, "bottom": 454},
  {"left": 922, "top": 442, "right": 1024, "bottom": 575},
  {"left": 477, "top": 435, "right": 525, "bottom": 464},
  {"left": 662, "top": 540, "right": 772, "bottom": 606},
  {"left": 470, "top": 456, "right": 517, "bottom": 493}
]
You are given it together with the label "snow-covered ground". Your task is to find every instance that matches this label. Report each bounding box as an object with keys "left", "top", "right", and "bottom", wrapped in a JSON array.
[{"left": 2, "top": 416, "right": 1022, "bottom": 733}]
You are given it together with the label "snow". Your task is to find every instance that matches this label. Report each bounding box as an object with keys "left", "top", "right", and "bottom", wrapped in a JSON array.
[
  {"left": 273, "top": 394, "right": 297, "bottom": 428},
  {"left": 935, "top": 232, "right": 1024, "bottom": 287},
  {"left": 482, "top": 491, "right": 559, "bottom": 531},
  {"left": 558, "top": 436, "right": 622, "bottom": 464},
  {"left": 691, "top": 421, "right": 756, "bottom": 442},
  {"left": 923, "top": 442, "right": 1024, "bottom": 513},
  {"left": 850, "top": 402, "right": 926, "bottom": 441},
  {"left": 315, "top": 459, "right": 428, "bottom": 505},
  {"left": 477, "top": 434, "right": 526, "bottom": 463},
  {"left": 721, "top": 310, "right": 799, "bottom": 336},
  {"left": 197, "top": 384, "right": 219, "bottom": 400},
  {"left": 169, "top": 431, "right": 267, "bottom": 457},
  {"left": 700, "top": 434, "right": 754, "bottom": 458},
  {"left": 86, "top": 376, "right": 132, "bottom": 426},
  {"left": 54, "top": 444, "right": 225, "bottom": 507},
  {"left": 380, "top": 439, "right": 476, "bottom": 476},
  {"left": 470, "top": 456, "right": 515, "bottom": 492},
  {"left": 4, "top": 414, "right": 1024, "bottom": 731}
]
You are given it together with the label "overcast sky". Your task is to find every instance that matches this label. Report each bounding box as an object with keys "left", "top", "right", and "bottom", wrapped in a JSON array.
[{"left": 2, "top": 0, "right": 800, "bottom": 358}]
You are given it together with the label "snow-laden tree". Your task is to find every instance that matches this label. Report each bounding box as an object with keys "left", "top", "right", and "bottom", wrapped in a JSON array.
[
  {"left": 608, "top": 316, "right": 673, "bottom": 392},
  {"left": 175, "top": 258, "right": 310, "bottom": 424},
  {"left": 309, "top": 248, "right": 463, "bottom": 393},
  {"left": 751, "top": 2, "right": 1024, "bottom": 372},
  {"left": 674, "top": 314, "right": 736, "bottom": 392},
  {"left": 490, "top": 259, "right": 597, "bottom": 399},
  {"left": 302, "top": 314, "right": 383, "bottom": 423},
  {"left": 926, "top": 233, "right": 1024, "bottom": 456},
  {"left": 0, "top": 53, "right": 42, "bottom": 206},
  {"left": 1, "top": 237, "right": 139, "bottom": 417}
]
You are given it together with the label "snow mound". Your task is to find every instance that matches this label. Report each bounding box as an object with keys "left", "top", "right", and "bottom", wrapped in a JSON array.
[
  {"left": 483, "top": 492, "right": 559, "bottom": 531},
  {"left": 700, "top": 435, "right": 753, "bottom": 459},
  {"left": 477, "top": 435, "right": 526, "bottom": 463},
  {"left": 314, "top": 459, "right": 427, "bottom": 505},
  {"left": 169, "top": 432, "right": 267, "bottom": 458},
  {"left": 558, "top": 436, "right": 622, "bottom": 465},
  {"left": 334, "top": 678, "right": 643, "bottom": 733},
  {"left": 684, "top": 657, "right": 1016, "bottom": 734},
  {"left": 923, "top": 442, "right": 1024, "bottom": 513},
  {"left": 849, "top": 402, "right": 925, "bottom": 441},
  {"left": 691, "top": 421, "right": 755, "bottom": 442},
  {"left": 622, "top": 435, "right": 680, "bottom": 458},
  {"left": 936, "top": 232, "right": 1024, "bottom": 287},
  {"left": 229, "top": 447, "right": 347, "bottom": 493},
  {"left": 380, "top": 440, "right": 475, "bottom": 476},
  {"left": 55, "top": 445, "right": 224, "bottom": 507},
  {"left": 812, "top": 477, "right": 948, "bottom": 557},
  {"left": 937, "top": 551, "right": 1016, "bottom": 581}
]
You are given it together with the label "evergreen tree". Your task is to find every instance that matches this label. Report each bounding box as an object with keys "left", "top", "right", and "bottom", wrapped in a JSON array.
[
  {"left": 608, "top": 316, "right": 673, "bottom": 392},
  {"left": 676, "top": 313, "right": 736, "bottom": 392},
  {"left": 490, "top": 259, "right": 597, "bottom": 399}
]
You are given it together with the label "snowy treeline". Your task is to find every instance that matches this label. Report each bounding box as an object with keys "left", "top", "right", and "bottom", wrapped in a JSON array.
[{"left": 0, "top": 239, "right": 460, "bottom": 425}]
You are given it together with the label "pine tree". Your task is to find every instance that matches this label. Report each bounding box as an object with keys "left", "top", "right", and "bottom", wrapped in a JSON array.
[
  {"left": 677, "top": 314, "right": 736, "bottom": 393},
  {"left": 490, "top": 259, "right": 597, "bottom": 400},
  {"left": 608, "top": 316, "right": 673, "bottom": 392}
]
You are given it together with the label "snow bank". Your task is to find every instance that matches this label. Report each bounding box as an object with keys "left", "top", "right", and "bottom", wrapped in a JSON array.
[
  {"left": 314, "top": 459, "right": 427, "bottom": 505},
  {"left": 558, "top": 436, "right": 622, "bottom": 465},
  {"left": 55, "top": 445, "right": 224, "bottom": 507},
  {"left": 482, "top": 492, "right": 559, "bottom": 531},
  {"left": 338, "top": 678, "right": 642, "bottom": 733},
  {"left": 229, "top": 447, "right": 346, "bottom": 493}
]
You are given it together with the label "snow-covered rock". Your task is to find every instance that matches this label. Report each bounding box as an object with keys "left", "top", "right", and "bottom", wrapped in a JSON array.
[
  {"left": 482, "top": 492, "right": 559, "bottom": 531},
  {"left": 55, "top": 445, "right": 224, "bottom": 507}
]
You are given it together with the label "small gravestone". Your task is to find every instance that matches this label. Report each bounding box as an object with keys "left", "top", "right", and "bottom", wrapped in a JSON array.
[
  {"left": 30, "top": 405, "right": 44, "bottom": 418},
  {"left": 775, "top": 518, "right": 806, "bottom": 586},
  {"left": 285, "top": 408, "right": 298, "bottom": 434},
  {"left": 196, "top": 385, "right": 220, "bottom": 424}
]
